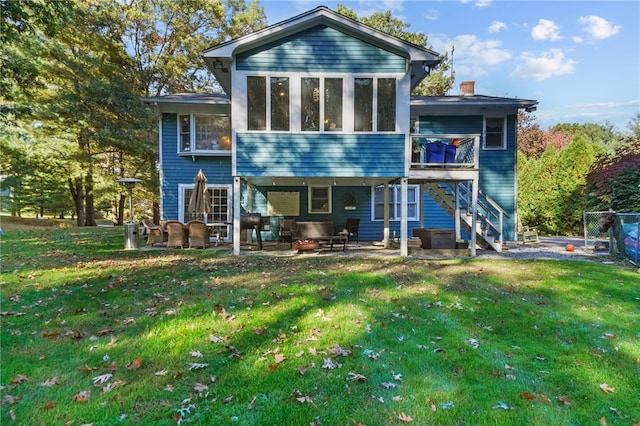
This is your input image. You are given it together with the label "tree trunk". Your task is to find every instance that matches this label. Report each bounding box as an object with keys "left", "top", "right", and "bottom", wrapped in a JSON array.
[
  {"left": 111, "top": 200, "right": 119, "bottom": 225},
  {"left": 68, "top": 177, "right": 85, "bottom": 226},
  {"left": 118, "top": 194, "right": 126, "bottom": 226},
  {"left": 84, "top": 171, "right": 97, "bottom": 226},
  {"left": 153, "top": 201, "right": 160, "bottom": 224}
]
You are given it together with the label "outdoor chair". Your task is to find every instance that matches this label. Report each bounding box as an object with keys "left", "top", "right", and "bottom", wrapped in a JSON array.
[
  {"left": 186, "top": 220, "right": 211, "bottom": 249},
  {"left": 164, "top": 220, "right": 189, "bottom": 248},
  {"left": 279, "top": 218, "right": 295, "bottom": 247},
  {"left": 345, "top": 218, "right": 360, "bottom": 244},
  {"left": 141, "top": 219, "right": 168, "bottom": 247}
]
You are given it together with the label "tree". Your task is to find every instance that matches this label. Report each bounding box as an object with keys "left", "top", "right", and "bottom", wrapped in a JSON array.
[
  {"left": 121, "top": 0, "right": 265, "bottom": 96},
  {"left": 517, "top": 111, "right": 572, "bottom": 159},
  {"left": 118, "top": 0, "right": 266, "bottom": 222},
  {"left": 2, "top": 0, "right": 266, "bottom": 225},
  {"left": 335, "top": 4, "right": 453, "bottom": 96},
  {"left": 585, "top": 137, "right": 640, "bottom": 212}
]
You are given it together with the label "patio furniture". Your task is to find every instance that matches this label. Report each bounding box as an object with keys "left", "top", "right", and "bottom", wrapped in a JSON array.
[
  {"left": 164, "top": 220, "right": 189, "bottom": 248},
  {"left": 345, "top": 218, "right": 360, "bottom": 244},
  {"left": 279, "top": 218, "right": 295, "bottom": 247},
  {"left": 141, "top": 219, "right": 168, "bottom": 247},
  {"left": 186, "top": 220, "right": 211, "bottom": 249},
  {"left": 292, "top": 221, "right": 346, "bottom": 251}
]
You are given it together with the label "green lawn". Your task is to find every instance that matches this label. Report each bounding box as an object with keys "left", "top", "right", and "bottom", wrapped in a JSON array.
[{"left": 1, "top": 226, "right": 638, "bottom": 425}]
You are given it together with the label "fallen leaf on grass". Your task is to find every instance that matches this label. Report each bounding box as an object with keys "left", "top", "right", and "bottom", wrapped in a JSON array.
[
  {"left": 92, "top": 373, "right": 113, "bottom": 385},
  {"left": 103, "top": 379, "right": 126, "bottom": 393},
  {"left": 190, "top": 350, "right": 204, "bottom": 358},
  {"left": 248, "top": 396, "right": 257, "bottom": 410},
  {"left": 347, "top": 372, "right": 366, "bottom": 383},
  {"left": 297, "top": 365, "right": 314, "bottom": 375},
  {"left": 188, "top": 363, "right": 209, "bottom": 371},
  {"left": 126, "top": 357, "right": 142, "bottom": 370},
  {"left": 194, "top": 383, "right": 208, "bottom": 392},
  {"left": 426, "top": 398, "right": 437, "bottom": 412},
  {"left": 329, "top": 344, "right": 351, "bottom": 357},
  {"left": 381, "top": 382, "right": 397, "bottom": 389},
  {"left": 10, "top": 374, "right": 28, "bottom": 384},
  {"left": 492, "top": 401, "right": 511, "bottom": 410},
  {"left": 274, "top": 353, "right": 286, "bottom": 363},
  {"left": 599, "top": 383, "right": 615, "bottom": 393},
  {"left": 322, "top": 358, "right": 341, "bottom": 369},
  {"left": 3, "top": 395, "right": 20, "bottom": 404},
  {"left": 464, "top": 338, "right": 480, "bottom": 349},
  {"left": 71, "top": 390, "right": 91, "bottom": 402},
  {"left": 42, "top": 401, "right": 56, "bottom": 410},
  {"left": 397, "top": 412, "right": 413, "bottom": 422},
  {"left": 40, "top": 376, "right": 61, "bottom": 387},
  {"left": 557, "top": 395, "right": 572, "bottom": 405},
  {"left": 519, "top": 392, "right": 537, "bottom": 401}
]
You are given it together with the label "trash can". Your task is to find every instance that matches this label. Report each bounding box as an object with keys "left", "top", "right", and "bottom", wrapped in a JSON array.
[
  {"left": 426, "top": 142, "right": 445, "bottom": 163},
  {"left": 124, "top": 222, "right": 139, "bottom": 250},
  {"left": 444, "top": 144, "right": 458, "bottom": 163}
]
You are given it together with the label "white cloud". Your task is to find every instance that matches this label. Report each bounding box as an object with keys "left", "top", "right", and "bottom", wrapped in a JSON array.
[
  {"left": 510, "top": 49, "right": 577, "bottom": 81},
  {"left": 460, "top": 0, "right": 491, "bottom": 7},
  {"left": 579, "top": 15, "right": 621, "bottom": 39},
  {"left": 424, "top": 8, "right": 438, "bottom": 21},
  {"left": 488, "top": 21, "right": 507, "bottom": 33},
  {"left": 474, "top": 0, "right": 492, "bottom": 8},
  {"left": 454, "top": 34, "right": 511, "bottom": 65},
  {"left": 429, "top": 34, "right": 510, "bottom": 79},
  {"left": 572, "top": 35, "right": 584, "bottom": 44},
  {"left": 531, "top": 19, "right": 562, "bottom": 41}
]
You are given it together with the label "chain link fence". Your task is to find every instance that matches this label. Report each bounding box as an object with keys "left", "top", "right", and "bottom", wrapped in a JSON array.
[{"left": 584, "top": 211, "right": 640, "bottom": 264}]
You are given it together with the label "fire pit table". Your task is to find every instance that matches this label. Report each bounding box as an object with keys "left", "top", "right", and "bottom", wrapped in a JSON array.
[{"left": 292, "top": 239, "right": 319, "bottom": 252}]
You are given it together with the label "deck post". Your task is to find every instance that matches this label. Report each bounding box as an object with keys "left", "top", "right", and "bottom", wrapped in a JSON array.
[
  {"left": 233, "top": 177, "right": 241, "bottom": 255},
  {"left": 469, "top": 177, "right": 478, "bottom": 256},
  {"left": 383, "top": 182, "right": 390, "bottom": 248},
  {"left": 400, "top": 178, "right": 408, "bottom": 256}
]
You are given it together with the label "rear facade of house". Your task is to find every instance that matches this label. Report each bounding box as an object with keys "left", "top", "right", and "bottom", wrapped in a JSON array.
[{"left": 146, "top": 6, "right": 537, "bottom": 255}]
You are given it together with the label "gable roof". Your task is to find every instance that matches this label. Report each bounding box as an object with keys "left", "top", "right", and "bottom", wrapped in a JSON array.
[{"left": 201, "top": 6, "right": 441, "bottom": 94}]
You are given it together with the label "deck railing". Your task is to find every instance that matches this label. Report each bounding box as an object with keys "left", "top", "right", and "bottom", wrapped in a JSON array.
[{"left": 410, "top": 135, "right": 479, "bottom": 169}]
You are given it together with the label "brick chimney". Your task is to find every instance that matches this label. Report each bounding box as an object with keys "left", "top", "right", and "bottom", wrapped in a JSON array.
[{"left": 460, "top": 81, "right": 475, "bottom": 96}]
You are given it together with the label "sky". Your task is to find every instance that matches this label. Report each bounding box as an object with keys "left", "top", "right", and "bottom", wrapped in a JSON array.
[{"left": 258, "top": 0, "right": 640, "bottom": 133}]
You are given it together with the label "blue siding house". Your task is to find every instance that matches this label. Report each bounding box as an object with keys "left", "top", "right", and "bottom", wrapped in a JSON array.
[{"left": 145, "top": 6, "right": 537, "bottom": 256}]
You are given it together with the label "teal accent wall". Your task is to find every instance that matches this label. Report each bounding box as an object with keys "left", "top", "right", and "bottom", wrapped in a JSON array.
[
  {"left": 236, "top": 25, "right": 406, "bottom": 73},
  {"left": 236, "top": 133, "right": 405, "bottom": 177},
  {"left": 160, "top": 114, "right": 233, "bottom": 221}
]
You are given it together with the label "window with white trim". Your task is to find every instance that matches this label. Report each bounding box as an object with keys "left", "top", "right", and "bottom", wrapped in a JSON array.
[
  {"left": 180, "top": 185, "right": 231, "bottom": 225},
  {"left": 308, "top": 186, "right": 332, "bottom": 214},
  {"left": 484, "top": 117, "right": 506, "bottom": 150},
  {"left": 373, "top": 185, "right": 419, "bottom": 221},
  {"left": 301, "top": 77, "right": 343, "bottom": 132},
  {"left": 178, "top": 114, "right": 231, "bottom": 153},
  {"left": 354, "top": 77, "right": 397, "bottom": 132},
  {"left": 247, "top": 76, "right": 290, "bottom": 131}
]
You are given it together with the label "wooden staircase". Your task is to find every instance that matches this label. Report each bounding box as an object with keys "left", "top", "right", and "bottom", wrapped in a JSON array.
[{"left": 423, "top": 182, "right": 508, "bottom": 252}]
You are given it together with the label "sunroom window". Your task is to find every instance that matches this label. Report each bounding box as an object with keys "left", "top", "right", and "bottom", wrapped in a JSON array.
[
  {"left": 373, "top": 185, "right": 419, "bottom": 221},
  {"left": 179, "top": 114, "right": 231, "bottom": 153},
  {"left": 247, "top": 76, "right": 290, "bottom": 131},
  {"left": 484, "top": 117, "right": 506, "bottom": 149},
  {"left": 355, "top": 77, "right": 396, "bottom": 132},
  {"left": 301, "top": 77, "right": 343, "bottom": 132}
]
